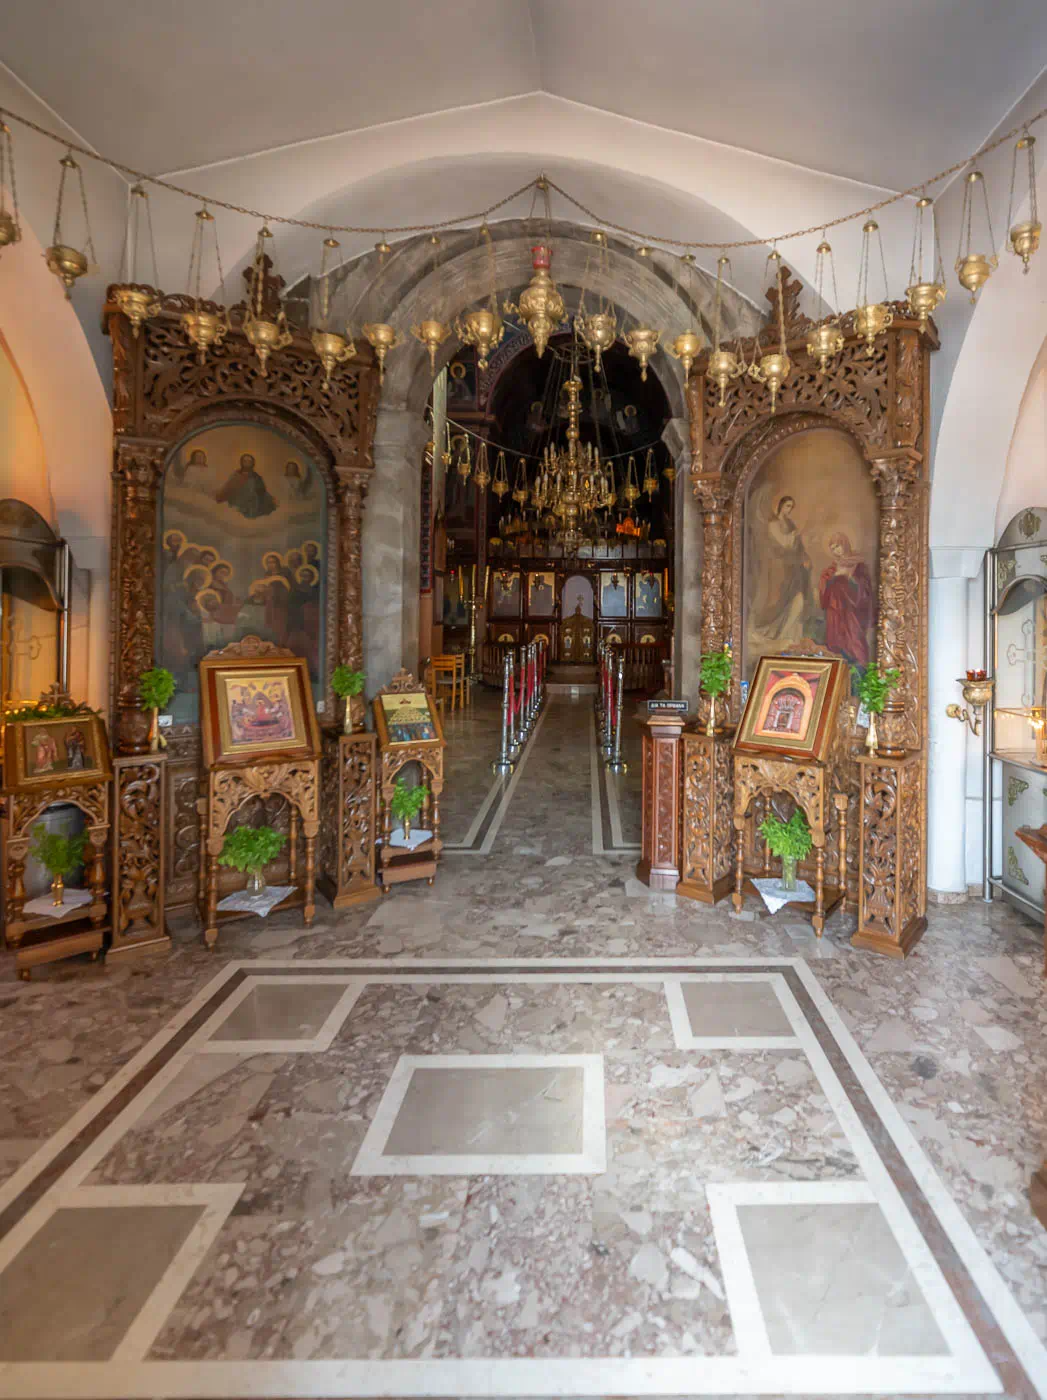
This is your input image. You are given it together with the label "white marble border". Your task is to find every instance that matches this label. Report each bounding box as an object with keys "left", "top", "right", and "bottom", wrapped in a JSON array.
[
  {"left": 195, "top": 975, "right": 366, "bottom": 1054},
  {"left": 664, "top": 972, "right": 804, "bottom": 1049},
  {"left": 0, "top": 1182, "right": 242, "bottom": 1366},
  {"left": 351, "top": 1053, "right": 606, "bottom": 1176},
  {"left": 589, "top": 708, "right": 640, "bottom": 855}
]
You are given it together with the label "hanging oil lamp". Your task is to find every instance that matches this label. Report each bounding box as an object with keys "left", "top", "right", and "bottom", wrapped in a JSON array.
[
  {"left": 642, "top": 448, "right": 659, "bottom": 499},
  {"left": 491, "top": 450, "right": 510, "bottom": 499},
  {"left": 454, "top": 434, "right": 472, "bottom": 483},
  {"left": 575, "top": 231, "right": 618, "bottom": 372},
  {"left": 749, "top": 250, "right": 791, "bottom": 411},
  {"left": 662, "top": 463, "right": 677, "bottom": 486},
  {"left": 242, "top": 224, "right": 292, "bottom": 377},
  {"left": 506, "top": 243, "right": 567, "bottom": 359},
  {"left": 112, "top": 184, "right": 161, "bottom": 338},
  {"left": 45, "top": 151, "right": 97, "bottom": 297},
  {"left": 852, "top": 220, "right": 894, "bottom": 354},
  {"left": 624, "top": 326, "right": 660, "bottom": 381},
  {"left": 805, "top": 236, "right": 845, "bottom": 372},
  {"left": 311, "top": 236, "right": 355, "bottom": 390},
  {"left": 0, "top": 123, "right": 22, "bottom": 252},
  {"left": 1006, "top": 131, "right": 1041, "bottom": 273},
  {"left": 905, "top": 196, "right": 947, "bottom": 331},
  {"left": 455, "top": 225, "right": 504, "bottom": 371},
  {"left": 473, "top": 440, "right": 491, "bottom": 490},
  {"left": 707, "top": 255, "right": 742, "bottom": 406},
  {"left": 623, "top": 456, "right": 641, "bottom": 506},
  {"left": 511, "top": 456, "right": 530, "bottom": 506},
  {"left": 410, "top": 234, "right": 453, "bottom": 375},
  {"left": 182, "top": 206, "right": 229, "bottom": 363},
  {"left": 665, "top": 253, "right": 703, "bottom": 375},
  {"left": 955, "top": 170, "right": 998, "bottom": 303}
]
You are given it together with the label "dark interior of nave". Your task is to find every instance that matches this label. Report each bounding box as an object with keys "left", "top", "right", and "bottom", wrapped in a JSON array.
[{"left": 0, "top": 5, "right": 1046, "bottom": 1395}]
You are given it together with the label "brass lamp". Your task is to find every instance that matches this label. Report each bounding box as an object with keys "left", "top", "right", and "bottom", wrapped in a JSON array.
[
  {"left": 805, "top": 238, "right": 845, "bottom": 371},
  {"left": 410, "top": 318, "right": 451, "bottom": 374},
  {"left": 577, "top": 310, "right": 617, "bottom": 371},
  {"left": 749, "top": 250, "right": 791, "bottom": 411},
  {"left": 112, "top": 185, "right": 161, "bottom": 338},
  {"left": 624, "top": 326, "right": 660, "bottom": 381},
  {"left": 311, "top": 237, "right": 355, "bottom": 390},
  {"left": 362, "top": 322, "right": 401, "bottom": 384},
  {"left": 852, "top": 220, "right": 894, "bottom": 355},
  {"left": 473, "top": 440, "right": 491, "bottom": 490},
  {"left": 242, "top": 224, "right": 292, "bottom": 377},
  {"left": 575, "top": 232, "right": 618, "bottom": 370},
  {"left": 955, "top": 170, "right": 998, "bottom": 303},
  {"left": 506, "top": 244, "right": 566, "bottom": 358},
  {"left": 1006, "top": 131, "right": 1041, "bottom": 273},
  {"left": 946, "top": 675, "right": 994, "bottom": 736},
  {"left": 45, "top": 152, "right": 97, "bottom": 298},
  {"left": 491, "top": 450, "right": 510, "bottom": 498},
  {"left": 455, "top": 223, "right": 504, "bottom": 370},
  {"left": 905, "top": 196, "right": 946, "bottom": 332},
  {"left": 0, "top": 123, "right": 21, "bottom": 252},
  {"left": 707, "top": 256, "right": 742, "bottom": 405},
  {"left": 642, "top": 448, "right": 659, "bottom": 498},
  {"left": 182, "top": 205, "right": 229, "bottom": 363},
  {"left": 664, "top": 253, "right": 704, "bottom": 375}
]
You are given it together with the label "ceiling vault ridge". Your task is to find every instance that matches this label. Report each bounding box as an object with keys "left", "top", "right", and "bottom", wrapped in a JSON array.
[{"left": 0, "top": 56, "right": 127, "bottom": 185}]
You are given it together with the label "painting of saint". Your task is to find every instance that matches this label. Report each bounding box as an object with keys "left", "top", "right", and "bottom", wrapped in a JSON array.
[
  {"left": 744, "top": 428, "right": 878, "bottom": 682},
  {"left": 157, "top": 423, "right": 327, "bottom": 723},
  {"left": 528, "top": 572, "right": 555, "bottom": 615},
  {"left": 635, "top": 572, "right": 662, "bottom": 618},
  {"left": 600, "top": 572, "right": 628, "bottom": 618},
  {"left": 217, "top": 453, "right": 278, "bottom": 520},
  {"left": 491, "top": 572, "right": 521, "bottom": 618},
  {"left": 29, "top": 730, "right": 58, "bottom": 774},
  {"left": 227, "top": 677, "right": 296, "bottom": 748},
  {"left": 65, "top": 727, "right": 88, "bottom": 770}
]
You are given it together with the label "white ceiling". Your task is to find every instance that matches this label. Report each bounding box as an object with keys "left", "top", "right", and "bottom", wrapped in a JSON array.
[{"left": 1, "top": 0, "right": 1045, "bottom": 189}]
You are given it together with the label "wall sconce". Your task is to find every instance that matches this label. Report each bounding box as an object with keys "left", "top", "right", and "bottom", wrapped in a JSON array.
[{"left": 946, "top": 674, "right": 994, "bottom": 736}]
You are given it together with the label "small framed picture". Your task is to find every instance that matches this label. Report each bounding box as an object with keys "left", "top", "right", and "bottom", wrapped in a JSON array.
[
  {"left": 527, "top": 571, "right": 556, "bottom": 616},
  {"left": 199, "top": 655, "right": 320, "bottom": 767},
  {"left": 634, "top": 572, "right": 662, "bottom": 618},
  {"left": 734, "top": 655, "right": 848, "bottom": 762},
  {"left": 374, "top": 691, "right": 444, "bottom": 748},
  {"left": 599, "top": 571, "right": 628, "bottom": 618},
  {"left": 490, "top": 572, "right": 521, "bottom": 618},
  {"left": 4, "top": 713, "right": 112, "bottom": 790}
]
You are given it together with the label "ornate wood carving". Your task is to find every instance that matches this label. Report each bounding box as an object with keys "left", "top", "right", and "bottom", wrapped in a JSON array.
[
  {"left": 854, "top": 753, "right": 926, "bottom": 957},
  {"left": 109, "top": 755, "right": 169, "bottom": 959},
  {"left": 636, "top": 713, "right": 685, "bottom": 892},
  {"left": 318, "top": 730, "right": 380, "bottom": 908},
  {"left": 105, "top": 293, "right": 380, "bottom": 913},
  {"left": 678, "top": 729, "right": 735, "bottom": 903}
]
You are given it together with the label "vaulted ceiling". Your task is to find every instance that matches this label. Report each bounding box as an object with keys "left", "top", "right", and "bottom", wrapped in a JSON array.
[{"left": 1, "top": 0, "right": 1045, "bottom": 190}]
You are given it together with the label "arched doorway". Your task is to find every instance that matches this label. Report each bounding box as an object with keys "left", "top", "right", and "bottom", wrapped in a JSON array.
[{"left": 560, "top": 573, "right": 595, "bottom": 663}]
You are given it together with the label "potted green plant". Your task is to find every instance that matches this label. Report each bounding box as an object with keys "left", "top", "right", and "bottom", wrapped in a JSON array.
[
  {"left": 332, "top": 664, "right": 366, "bottom": 734},
  {"left": 29, "top": 823, "right": 87, "bottom": 907},
  {"left": 389, "top": 777, "right": 429, "bottom": 842},
  {"left": 217, "top": 824, "right": 288, "bottom": 895},
  {"left": 851, "top": 661, "right": 901, "bottom": 755},
  {"left": 698, "top": 644, "right": 733, "bottom": 737},
  {"left": 757, "top": 809, "right": 813, "bottom": 893},
  {"left": 138, "top": 666, "right": 177, "bottom": 752}
]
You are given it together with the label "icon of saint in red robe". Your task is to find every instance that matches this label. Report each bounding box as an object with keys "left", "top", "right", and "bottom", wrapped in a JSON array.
[{"left": 819, "top": 532, "right": 873, "bottom": 666}]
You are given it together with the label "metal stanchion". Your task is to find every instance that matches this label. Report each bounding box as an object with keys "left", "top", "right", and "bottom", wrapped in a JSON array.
[
  {"left": 492, "top": 653, "right": 514, "bottom": 775},
  {"left": 509, "top": 649, "right": 522, "bottom": 760},
  {"left": 601, "top": 646, "right": 615, "bottom": 759},
  {"left": 608, "top": 653, "right": 628, "bottom": 774}
]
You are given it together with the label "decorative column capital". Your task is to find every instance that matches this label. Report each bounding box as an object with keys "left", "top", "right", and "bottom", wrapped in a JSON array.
[
  {"left": 694, "top": 476, "right": 733, "bottom": 518},
  {"left": 869, "top": 451, "right": 921, "bottom": 501},
  {"left": 334, "top": 463, "right": 372, "bottom": 503},
  {"left": 113, "top": 438, "right": 166, "bottom": 490}
]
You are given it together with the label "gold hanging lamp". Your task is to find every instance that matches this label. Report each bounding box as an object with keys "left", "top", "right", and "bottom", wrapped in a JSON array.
[
  {"left": 805, "top": 236, "right": 845, "bottom": 372},
  {"left": 454, "top": 433, "right": 472, "bottom": 483},
  {"left": 575, "top": 230, "right": 618, "bottom": 372},
  {"left": 310, "top": 236, "right": 355, "bottom": 390},
  {"left": 182, "top": 205, "right": 229, "bottom": 363},
  {"left": 642, "top": 448, "right": 659, "bottom": 498},
  {"left": 360, "top": 240, "right": 403, "bottom": 385},
  {"left": 707, "top": 254, "right": 742, "bottom": 406},
  {"left": 491, "top": 449, "right": 510, "bottom": 499},
  {"left": 905, "top": 196, "right": 947, "bottom": 331},
  {"left": 455, "top": 224, "right": 504, "bottom": 371},
  {"left": 748, "top": 249, "right": 791, "bottom": 411},
  {"left": 1006, "top": 130, "right": 1041, "bottom": 273},
  {"left": 473, "top": 439, "right": 491, "bottom": 490},
  {"left": 624, "top": 325, "right": 660, "bottom": 381},
  {"left": 112, "top": 184, "right": 161, "bottom": 338},
  {"left": 506, "top": 243, "right": 567, "bottom": 359},
  {"left": 623, "top": 455, "right": 641, "bottom": 506},
  {"left": 45, "top": 151, "right": 97, "bottom": 297},
  {"left": 242, "top": 223, "right": 293, "bottom": 377},
  {"left": 665, "top": 253, "right": 703, "bottom": 375},
  {"left": 0, "top": 122, "right": 22, "bottom": 252},
  {"left": 852, "top": 219, "right": 894, "bottom": 354},
  {"left": 955, "top": 169, "right": 998, "bottom": 303},
  {"left": 411, "top": 235, "right": 452, "bottom": 375}
]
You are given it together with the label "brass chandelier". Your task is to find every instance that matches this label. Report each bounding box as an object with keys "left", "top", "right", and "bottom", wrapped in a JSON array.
[{"left": 535, "top": 375, "right": 613, "bottom": 553}]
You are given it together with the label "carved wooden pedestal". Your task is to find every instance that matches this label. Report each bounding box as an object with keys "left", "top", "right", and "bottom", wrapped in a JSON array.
[
  {"left": 108, "top": 754, "right": 170, "bottom": 961},
  {"left": 318, "top": 730, "right": 380, "bottom": 909},
  {"left": 636, "top": 712, "right": 685, "bottom": 892},
  {"left": 854, "top": 753, "right": 926, "bottom": 958},
  {"left": 678, "top": 728, "right": 735, "bottom": 904}
]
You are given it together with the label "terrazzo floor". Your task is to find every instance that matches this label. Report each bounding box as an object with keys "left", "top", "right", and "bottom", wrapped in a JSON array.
[{"left": 0, "top": 689, "right": 1045, "bottom": 1398}]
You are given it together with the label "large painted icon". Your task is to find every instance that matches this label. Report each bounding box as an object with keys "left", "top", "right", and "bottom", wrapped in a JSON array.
[
  {"left": 490, "top": 571, "right": 521, "bottom": 618},
  {"left": 599, "top": 571, "right": 628, "bottom": 618},
  {"left": 734, "top": 655, "right": 848, "bottom": 762},
  {"left": 200, "top": 656, "right": 318, "bottom": 767},
  {"left": 635, "top": 571, "right": 662, "bottom": 618},
  {"left": 527, "top": 571, "right": 555, "bottom": 615},
  {"left": 157, "top": 422, "right": 327, "bottom": 724},
  {"left": 743, "top": 428, "right": 877, "bottom": 682}
]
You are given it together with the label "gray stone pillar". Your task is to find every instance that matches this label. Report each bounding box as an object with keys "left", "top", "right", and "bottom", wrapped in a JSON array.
[{"left": 663, "top": 416, "right": 700, "bottom": 704}]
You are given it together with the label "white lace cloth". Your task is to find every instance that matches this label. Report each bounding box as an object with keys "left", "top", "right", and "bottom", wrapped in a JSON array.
[
  {"left": 751, "top": 876, "right": 816, "bottom": 915},
  {"left": 216, "top": 885, "right": 295, "bottom": 917},
  {"left": 22, "top": 888, "right": 93, "bottom": 920},
  {"left": 389, "top": 828, "right": 433, "bottom": 851}
]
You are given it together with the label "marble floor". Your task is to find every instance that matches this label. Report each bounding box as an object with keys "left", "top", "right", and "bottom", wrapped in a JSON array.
[{"left": 0, "top": 691, "right": 1045, "bottom": 1398}]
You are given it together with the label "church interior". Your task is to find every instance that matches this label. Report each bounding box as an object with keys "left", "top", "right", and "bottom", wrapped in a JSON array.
[{"left": 0, "top": 4, "right": 1046, "bottom": 1396}]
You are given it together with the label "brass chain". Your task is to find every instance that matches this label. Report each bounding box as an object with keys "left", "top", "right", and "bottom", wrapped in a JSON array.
[{"left": 0, "top": 99, "right": 1044, "bottom": 250}]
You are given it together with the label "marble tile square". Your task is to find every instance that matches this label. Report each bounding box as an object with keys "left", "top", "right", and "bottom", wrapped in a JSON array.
[
  {"left": 0, "top": 1203, "right": 203, "bottom": 1361},
  {"left": 352, "top": 1053, "right": 605, "bottom": 1175},
  {"left": 665, "top": 974, "right": 801, "bottom": 1049},
  {"left": 199, "top": 976, "right": 365, "bottom": 1053}
]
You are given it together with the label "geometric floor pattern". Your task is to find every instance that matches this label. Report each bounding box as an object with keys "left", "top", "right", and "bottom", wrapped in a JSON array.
[{"left": 1, "top": 957, "right": 1044, "bottom": 1397}]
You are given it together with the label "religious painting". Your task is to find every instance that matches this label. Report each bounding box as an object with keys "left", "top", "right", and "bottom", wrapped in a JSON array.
[
  {"left": 199, "top": 655, "right": 319, "bottom": 767},
  {"left": 599, "top": 571, "right": 628, "bottom": 618},
  {"left": 527, "top": 571, "right": 555, "bottom": 616},
  {"left": 734, "top": 655, "right": 848, "bottom": 762},
  {"left": 157, "top": 422, "right": 327, "bottom": 724},
  {"left": 635, "top": 571, "right": 663, "bottom": 618},
  {"left": 4, "top": 713, "right": 111, "bottom": 790},
  {"left": 490, "top": 571, "right": 521, "bottom": 618},
  {"left": 743, "top": 428, "right": 877, "bottom": 684},
  {"left": 376, "top": 691, "right": 440, "bottom": 746}
]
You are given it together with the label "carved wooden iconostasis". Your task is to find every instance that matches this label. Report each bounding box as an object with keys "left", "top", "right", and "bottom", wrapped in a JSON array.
[
  {"left": 486, "top": 562, "right": 671, "bottom": 659},
  {"left": 686, "top": 270, "right": 935, "bottom": 956},
  {"left": 105, "top": 281, "right": 380, "bottom": 938}
]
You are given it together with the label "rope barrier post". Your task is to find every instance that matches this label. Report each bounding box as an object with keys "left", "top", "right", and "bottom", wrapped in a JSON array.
[
  {"left": 491, "top": 653, "right": 513, "bottom": 776},
  {"left": 608, "top": 652, "right": 628, "bottom": 775},
  {"left": 601, "top": 645, "right": 615, "bottom": 759},
  {"left": 509, "top": 648, "right": 522, "bottom": 760}
]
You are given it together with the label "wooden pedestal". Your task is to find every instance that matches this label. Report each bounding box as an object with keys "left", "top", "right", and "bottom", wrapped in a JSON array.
[
  {"left": 636, "top": 712, "right": 685, "bottom": 892},
  {"left": 108, "top": 753, "right": 170, "bottom": 962},
  {"left": 318, "top": 730, "right": 381, "bottom": 909},
  {"left": 678, "top": 728, "right": 735, "bottom": 904},
  {"left": 853, "top": 752, "right": 926, "bottom": 958}
]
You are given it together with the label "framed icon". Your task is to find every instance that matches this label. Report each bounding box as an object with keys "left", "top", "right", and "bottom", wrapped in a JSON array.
[
  {"left": 199, "top": 654, "right": 320, "bottom": 766},
  {"left": 374, "top": 690, "right": 444, "bottom": 748},
  {"left": 4, "top": 712, "right": 112, "bottom": 790},
  {"left": 734, "top": 655, "right": 848, "bottom": 762}
]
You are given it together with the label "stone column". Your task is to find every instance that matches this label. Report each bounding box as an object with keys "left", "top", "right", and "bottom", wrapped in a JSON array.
[
  {"left": 110, "top": 438, "right": 166, "bottom": 755},
  {"left": 663, "top": 416, "right": 699, "bottom": 703},
  {"left": 363, "top": 406, "right": 431, "bottom": 691}
]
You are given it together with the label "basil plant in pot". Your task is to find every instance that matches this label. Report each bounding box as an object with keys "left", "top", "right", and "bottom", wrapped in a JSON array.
[
  {"left": 30, "top": 823, "right": 87, "bottom": 907},
  {"left": 332, "top": 665, "right": 366, "bottom": 734},
  {"left": 698, "top": 644, "right": 733, "bottom": 738},
  {"left": 851, "top": 661, "right": 900, "bottom": 755},
  {"left": 757, "top": 809, "right": 813, "bottom": 894},
  {"left": 389, "top": 777, "right": 429, "bottom": 842},
  {"left": 138, "top": 666, "right": 177, "bottom": 752},
  {"left": 218, "top": 825, "right": 288, "bottom": 896}
]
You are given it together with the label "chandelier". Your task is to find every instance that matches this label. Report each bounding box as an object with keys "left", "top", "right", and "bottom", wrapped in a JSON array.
[{"left": 536, "top": 376, "right": 613, "bottom": 553}]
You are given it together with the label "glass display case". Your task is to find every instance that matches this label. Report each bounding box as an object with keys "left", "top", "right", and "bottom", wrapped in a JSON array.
[{"left": 986, "top": 507, "right": 1047, "bottom": 918}]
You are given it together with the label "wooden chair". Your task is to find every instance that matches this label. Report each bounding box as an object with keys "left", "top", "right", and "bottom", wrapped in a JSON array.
[{"left": 430, "top": 654, "right": 461, "bottom": 712}]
